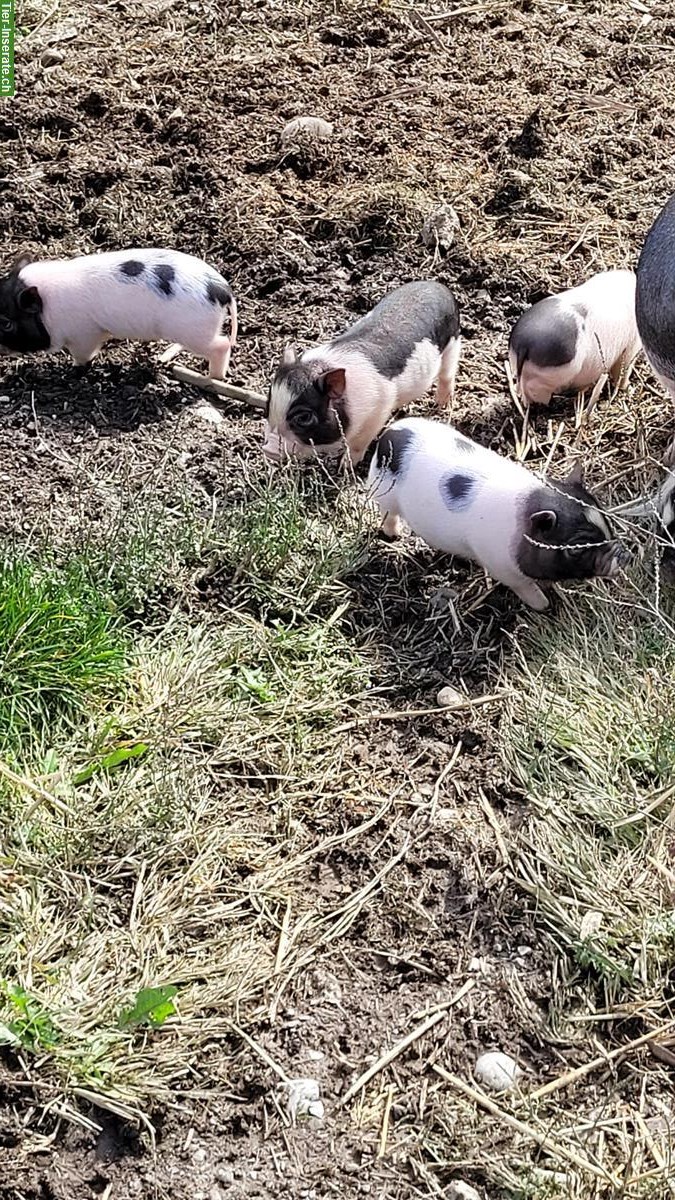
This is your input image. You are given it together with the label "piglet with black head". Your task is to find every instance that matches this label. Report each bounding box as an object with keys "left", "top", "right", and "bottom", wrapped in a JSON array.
[
  {"left": 509, "top": 270, "right": 640, "bottom": 407},
  {"left": 263, "top": 280, "right": 461, "bottom": 465},
  {"left": 367, "top": 416, "right": 629, "bottom": 611},
  {"left": 0, "top": 248, "right": 237, "bottom": 377}
]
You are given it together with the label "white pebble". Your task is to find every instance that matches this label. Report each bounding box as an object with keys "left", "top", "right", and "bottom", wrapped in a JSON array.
[
  {"left": 281, "top": 116, "right": 334, "bottom": 145},
  {"left": 437, "top": 685, "right": 463, "bottom": 708},
  {"left": 285, "top": 1077, "right": 324, "bottom": 1122},
  {"left": 474, "top": 1051, "right": 522, "bottom": 1092},
  {"left": 422, "top": 203, "right": 460, "bottom": 251},
  {"left": 447, "top": 1183, "right": 483, "bottom": 1200}
]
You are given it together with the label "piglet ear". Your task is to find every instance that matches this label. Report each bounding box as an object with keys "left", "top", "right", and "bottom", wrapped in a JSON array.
[
  {"left": 318, "top": 367, "right": 346, "bottom": 401},
  {"left": 530, "top": 509, "right": 558, "bottom": 536},
  {"left": 564, "top": 460, "right": 585, "bottom": 487},
  {"left": 281, "top": 344, "right": 296, "bottom": 365},
  {"left": 12, "top": 254, "right": 32, "bottom": 274},
  {"left": 18, "top": 286, "right": 42, "bottom": 314}
]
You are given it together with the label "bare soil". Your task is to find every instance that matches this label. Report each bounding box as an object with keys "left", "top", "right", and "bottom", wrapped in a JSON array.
[{"left": 3, "top": 1, "right": 675, "bottom": 1197}]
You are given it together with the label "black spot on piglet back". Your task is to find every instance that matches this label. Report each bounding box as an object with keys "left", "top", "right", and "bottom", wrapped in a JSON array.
[
  {"left": 206, "top": 279, "right": 230, "bottom": 307},
  {"left": 154, "top": 264, "right": 175, "bottom": 296},
  {"left": 120, "top": 259, "right": 145, "bottom": 277},
  {"left": 441, "top": 473, "right": 475, "bottom": 511},
  {"left": 375, "top": 426, "right": 416, "bottom": 477}
]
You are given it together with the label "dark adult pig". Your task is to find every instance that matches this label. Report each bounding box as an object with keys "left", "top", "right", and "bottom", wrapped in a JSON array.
[
  {"left": 636, "top": 194, "right": 675, "bottom": 461},
  {"left": 263, "top": 280, "right": 460, "bottom": 464},
  {"left": 0, "top": 249, "right": 237, "bottom": 377},
  {"left": 367, "top": 416, "right": 628, "bottom": 611},
  {"left": 509, "top": 270, "right": 640, "bottom": 406}
]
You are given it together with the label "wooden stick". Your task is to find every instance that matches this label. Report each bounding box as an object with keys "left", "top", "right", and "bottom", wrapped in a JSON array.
[
  {"left": 332, "top": 692, "right": 510, "bottom": 735},
  {"left": 158, "top": 342, "right": 184, "bottom": 364},
  {"left": 432, "top": 1067, "right": 621, "bottom": 1186},
  {"left": 342, "top": 979, "right": 474, "bottom": 1106},
  {"left": 172, "top": 365, "right": 266, "bottom": 409},
  {"left": 528, "top": 1018, "right": 675, "bottom": 1103}
]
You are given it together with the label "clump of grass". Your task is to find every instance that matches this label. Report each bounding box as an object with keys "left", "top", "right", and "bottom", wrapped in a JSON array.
[
  {"left": 501, "top": 593, "right": 675, "bottom": 1003},
  {"left": 0, "top": 554, "right": 126, "bottom": 752},
  {"left": 216, "top": 466, "right": 372, "bottom": 617}
]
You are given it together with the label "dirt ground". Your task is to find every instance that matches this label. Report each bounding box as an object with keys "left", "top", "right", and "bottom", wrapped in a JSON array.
[{"left": 3, "top": 0, "right": 675, "bottom": 1197}]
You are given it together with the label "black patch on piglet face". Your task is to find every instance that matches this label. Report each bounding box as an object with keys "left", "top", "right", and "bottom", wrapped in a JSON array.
[
  {"left": 153, "top": 264, "right": 175, "bottom": 296},
  {"left": 0, "top": 268, "right": 50, "bottom": 354},
  {"left": 270, "top": 361, "right": 351, "bottom": 447},
  {"left": 516, "top": 478, "right": 621, "bottom": 582},
  {"left": 119, "top": 259, "right": 145, "bottom": 277},
  {"left": 373, "top": 425, "right": 416, "bottom": 477}
]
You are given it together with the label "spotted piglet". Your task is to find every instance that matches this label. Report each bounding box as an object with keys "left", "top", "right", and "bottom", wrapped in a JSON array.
[
  {"left": 0, "top": 249, "right": 237, "bottom": 377},
  {"left": 508, "top": 270, "right": 641, "bottom": 406},
  {"left": 367, "top": 416, "right": 628, "bottom": 611},
  {"left": 263, "top": 280, "right": 461, "bottom": 465}
]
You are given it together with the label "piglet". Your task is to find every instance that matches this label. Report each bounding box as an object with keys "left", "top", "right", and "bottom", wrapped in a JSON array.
[
  {"left": 0, "top": 248, "right": 237, "bottom": 377},
  {"left": 508, "top": 270, "right": 640, "bottom": 406},
  {"left": 263, "top": 280, "right": 460, "bottom": 464},
  {"left": 367, "top": 416, "right": 628, "bottom": 611}
]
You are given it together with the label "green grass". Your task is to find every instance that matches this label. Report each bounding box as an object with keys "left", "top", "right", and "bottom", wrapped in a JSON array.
[{"left": 0, "top": 554, "right": 126, "bottom": 752}]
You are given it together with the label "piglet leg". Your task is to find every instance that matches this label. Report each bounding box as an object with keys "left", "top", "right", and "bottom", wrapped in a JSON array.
[
  {"left": 379, "top": 511, "right": 402, "bottom": 540},
  {"left": 208, "top": 336, "right": 232, "bottom": 379},
  {"left": 435, "top": 336, "right": 462, "bottom": 409},
  {"left": 505, "top": 575, "right": 549, "bottom": 611}
]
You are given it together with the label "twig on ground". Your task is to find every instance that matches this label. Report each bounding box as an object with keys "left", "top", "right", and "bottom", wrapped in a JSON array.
[
  {"left": 332, "top": 692, "right": 511, "bottom": 734},
  {"left": 342, "top": 980, "right": 474, "bottom": 1105},
  {"left": 432, "top": 1067, "right": 621, "bottom": 1186},
  {"left": 528, "top": 1018, "right": 675, "bottom": 1102},
  {"left": 377, "top": 1084, "right": 395, "bottom": 1158}
]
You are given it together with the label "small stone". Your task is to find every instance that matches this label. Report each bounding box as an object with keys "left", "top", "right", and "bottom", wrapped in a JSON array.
[
  {"left": 447, "top": 1183, "right": 483, "bottom": 1200},
  {"left": 437, "top": 685, "right": 463, "bottom": 708},
  {"left": 281, "top": 116, "right": 334, "bottom": 145},
  {"left": 192, "top": 402, "right": 224, "bottom": 426},
  {"left": 474, "top": 1051, "right": 522, "bottom": 1092},
  {"left": 285, "top": 1077, "right": 324, "bottom": 1122},
  {"left": 215, "top": 1167, "right": 235, "bottom": 1185},
  {"left": 192, "top": 1147, "right": 208, "bottom": 1165},
  {"left": 422, "top": 203, "right": 460, "bottom": 251},
  {"left": 41, "top": 47, "right": 65, "bottom": 66},
  {"left": 580, "top": 910, "right": 603, "bottom": 940},
  {"left": 305, "top": 1048, "right": 324, "bottom": 1062}
]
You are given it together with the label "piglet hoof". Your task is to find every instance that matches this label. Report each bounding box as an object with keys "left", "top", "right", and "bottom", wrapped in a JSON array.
[
  {"left": 512, "top": 580, "right": 549, "bottom": 611},
  {"left": 379, "top": 513, "right": 402, "bottom": 541}
]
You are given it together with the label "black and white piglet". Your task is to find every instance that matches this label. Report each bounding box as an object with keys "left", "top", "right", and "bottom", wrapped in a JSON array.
[
  {"left": 509, "top": 270, "right": 640, "bottom": 406},
  {"left": 0, "top": 249, "right": 237, "bottom": 377},
  {"left": 263, "top": 281, "right": 460, "bottom": 464},
  {"left": 367, "top": 417, "right": 628, "bottom": 611}
]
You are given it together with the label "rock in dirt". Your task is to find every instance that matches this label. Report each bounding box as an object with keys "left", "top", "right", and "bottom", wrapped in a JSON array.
[
  {"left": 285, "top": 1077, "right": 325, "bottom": 1122},
  {"left": 422, "top": 203, "right": 460, "bottom": 251},
  {"left": 281, "top": 116, "right": 334, "bottom": 146},
  {"left": 437, "top": 685, "right": 464, "bottom": 708},
  {"left": 474, "top": 1051, "right": 522, "bottom": 1092},
  {"left": 447, "top": 1183, "right": 484, "bottom": 1200},
  {"left": 41, "top": 47, "right": 65, "bottom": 67}
]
